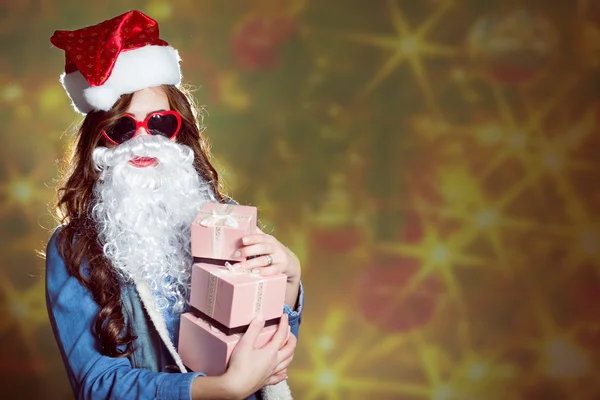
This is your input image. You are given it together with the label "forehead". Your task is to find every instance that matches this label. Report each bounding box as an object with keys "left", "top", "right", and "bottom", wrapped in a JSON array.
[{"left": 126, "top": 87, "right": 170, "bottom": 119}]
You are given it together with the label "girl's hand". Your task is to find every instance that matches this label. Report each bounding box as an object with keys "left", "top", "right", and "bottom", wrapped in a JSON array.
[
  {"left": 225, "top": 314, "right": 295, "bottom": 398},
  {"left": 232, "top": 228, "right": 301, "bottom": 282},
  {"left": 268, "top": 330, "right": 296, "bottom": 381}
]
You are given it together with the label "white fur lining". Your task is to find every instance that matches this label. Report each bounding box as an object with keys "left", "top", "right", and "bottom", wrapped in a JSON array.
[
  {"left": 60, "top": 70, "right": 93, "bottom": 114},
  {"left": 262, "top": 381, "right": 294, "bottom": 399},
  {"left": 133, "top": 280, "right": 293, "bottom": 399},
  {"left": 85, "top": 45, "right": 181, "bottom": 111},
  {"left": 61, "top": 45, "right": 181, "bottom": 114}
]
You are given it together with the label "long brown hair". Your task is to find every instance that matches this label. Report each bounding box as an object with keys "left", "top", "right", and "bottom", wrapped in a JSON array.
[{"left": 54, "top": 85, "right": 227, "bottom": 357}]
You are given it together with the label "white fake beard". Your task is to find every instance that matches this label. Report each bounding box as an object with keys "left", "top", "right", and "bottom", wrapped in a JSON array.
[{"left": 91, "top": 135, "right": 216, "bottom": 313}]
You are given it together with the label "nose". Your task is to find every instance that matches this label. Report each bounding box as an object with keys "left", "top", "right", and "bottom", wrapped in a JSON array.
[{"left": 136, "top": 126, "right": 150, "bottom": 136}]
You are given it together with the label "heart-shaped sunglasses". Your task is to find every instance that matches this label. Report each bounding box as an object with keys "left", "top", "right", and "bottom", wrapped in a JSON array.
[{"left": 102, "top": 110, "right": 182, "bottom": 145}]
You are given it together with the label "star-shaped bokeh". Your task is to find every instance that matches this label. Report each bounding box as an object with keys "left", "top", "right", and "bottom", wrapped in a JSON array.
[{"left": 2, "top": 0, "right": 600, "bottom": 398}]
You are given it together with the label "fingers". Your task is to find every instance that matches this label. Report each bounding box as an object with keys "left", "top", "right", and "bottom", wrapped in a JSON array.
[
  {"left": 273, "top": 353, "right": 294, "bottom": 375},
  {"left": 233, "top": 253, "right": 279, "bottom": 271},
  {"left": 263, "top": 314, "right": 289, "bottom": 351},
  {"left": 277, "top": 332, "right": 297, "bottom": 362},
  {"left": 265, "top": 373, "right": 287, "bottom": 386},
  {"left": 272, "top": 333, "right": 295, "bottom": 374},
  {"left": 237, "top": 315, "right": 265, "bottom": 348},
  {"left": 233, "top": 263, "right": 280, "bottom": 277},
  {"left": 242, "top": 233, "right": 276, "bottom": 246},
  {"left": 271, "top": 369, "right": 288, "bottom": 380},
  {"left": 249, "top": 266, "right": 281, "bottom": 276},
  {"left": 235, "top": 243, "right": 277, "bottom": 260}
]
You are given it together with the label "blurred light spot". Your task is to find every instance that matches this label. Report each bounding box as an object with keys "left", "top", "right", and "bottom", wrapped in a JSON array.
[
  {"left": 543, "top": 338, "right": 589, "bottom": 379},
  {"left": 431, "top": 244, "right": 449, "bottom": 263},
  {"left": 320, "top": 126, "right": 334, "bottom": 138},
  {"left": 10, "top": 179, "right": 33, "bottom": 204},
  {"left": 347, "top": 151, "right": 363, "bottom": 165},
  {"left": 298, "top": 26, "right": 310, "bottom": 36},
  {"left": 581, "top": 227, "right": 598, "bottom": 255},
  {"left": 451, "top": 68, "right": 466, "bottom": 82},
  {"left": 508, "top": 131, "right": 526, "bottom": 148},
  {"left": 16, "top": 104, "right": 32, "bottom": 119},
  {"left": 315, "top": 56, "right": 329, "bottom": 68},
  {"left": 2, "top": 83, "right": 23, "bottom": 101},
  {"left": 308, "top": 73, "right": 324, "bottom": 86},
  {"left": 147, "top": 1, "right": 172, "bottom": 19},
  {"left": 497, "top": 363, "right": 516, "bottom": 379},
  {"left": 317, "top": 369, "right": 337, "bottom": 387},
  {"left": 477, "top": 123, "right": 503, "bottom": 145},
  {"left": 475, "top": 209, "right": 498, "bottom": 228},
  {"left": 399, "top": 36, "right": 419, "bottom": 55},
  {"left": 432, "top": 385, "right": 452, "bottom": 400},
  {"left": 467, "top": 362, "right": 487, "bottom": 380},
  {"left": 465, "top": 91, "right": 479, "bottom": 102},
  {"left": 10, "top": 301, "right": 26, "bottom": 318},
  {"left": 543, "top": 151, "right": 562, "bottom": 172},
  {"left": 317, "top": 335, "right": 334, "bottom": 352},
  {"left": 565, "top": 120, "right": 591, "bottom": 149},
  {"left": 218, "top": 72, "right": 250, "bottom": 111},
  {"left": 39, "top": 86, "right": 64, "bottom": 112},
  {"left": 329, "top": 104, "right": 341, "bottom": 117}
]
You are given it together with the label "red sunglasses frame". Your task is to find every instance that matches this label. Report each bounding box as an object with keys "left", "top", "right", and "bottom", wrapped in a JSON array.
[{"left": 102, "top": 110, "right": 183, "bottom": 145}]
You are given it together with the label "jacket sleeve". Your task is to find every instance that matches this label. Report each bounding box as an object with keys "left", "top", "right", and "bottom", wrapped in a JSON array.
[
  {"left": 284, "top": 281, "right": 304, "bottom": 339},
  {"left": 45, "top": 229, "right": 203, "bottom": 400}
]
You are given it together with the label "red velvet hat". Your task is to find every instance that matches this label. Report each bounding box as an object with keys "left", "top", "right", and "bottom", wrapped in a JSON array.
[{"left": 50, "top": 10, "right": 181, "bottom": 114}]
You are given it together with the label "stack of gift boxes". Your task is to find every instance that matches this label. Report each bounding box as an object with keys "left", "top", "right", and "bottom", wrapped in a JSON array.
[{"left": 178, "top": 202, "right": 288, "bottom": 376}]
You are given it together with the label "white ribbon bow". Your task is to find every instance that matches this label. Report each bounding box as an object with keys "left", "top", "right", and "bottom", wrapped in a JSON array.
[
  {"left": 215, "top": 262, "right": 263, "bottom": 279},
  {"left": 199, "top": 205, "right": 239, "bottom": 228}
]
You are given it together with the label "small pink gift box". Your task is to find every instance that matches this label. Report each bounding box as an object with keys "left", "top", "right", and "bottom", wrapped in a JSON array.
[
  {"left": 178, "top": 313, "right": 285, "bottom": 376},
  {"left": 190, "top": 263, "right": 287, "bottom": 329},
  {"left": 191, "top": 203, "right": 257, "bottom": 262}
]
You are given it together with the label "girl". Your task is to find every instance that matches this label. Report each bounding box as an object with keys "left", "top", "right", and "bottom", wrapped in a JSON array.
[{"left": 46, "top": 11, "right": 303, "bottom": 400}]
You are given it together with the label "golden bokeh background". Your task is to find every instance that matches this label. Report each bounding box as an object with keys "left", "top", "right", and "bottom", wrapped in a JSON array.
[{"left": 2, "top": 0, "right": 600, "bottom": 398}]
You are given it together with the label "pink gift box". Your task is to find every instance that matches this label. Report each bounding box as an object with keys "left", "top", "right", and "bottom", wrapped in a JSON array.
[
  {"left": 191, "top": 203, "right": 257, "bottom": 262},
  {"left": 178, "top": 313, "right": 284, "bottom": 376},
  {"left": 190, "top": 263, "right": 287, "bottom": 329}
]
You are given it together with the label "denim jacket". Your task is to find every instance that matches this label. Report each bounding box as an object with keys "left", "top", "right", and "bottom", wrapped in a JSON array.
[{"left": 45, "top": 228, "right": 303, "bottom": 400}]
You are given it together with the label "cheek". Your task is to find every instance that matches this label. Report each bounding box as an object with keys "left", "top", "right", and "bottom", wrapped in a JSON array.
[
  {"left": 172, "top": 130, "right": 183, "bottom": 143},
  {"left": 96, "top": 130, "right": 116, "bottom": 148},
  {"left": 98, "top": 137, "right": 117, "bottom": 149}
]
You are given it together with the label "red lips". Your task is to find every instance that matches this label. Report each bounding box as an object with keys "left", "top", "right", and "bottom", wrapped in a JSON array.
[{"left": 128, "top": 156, "right": 158, "bottom": 168}]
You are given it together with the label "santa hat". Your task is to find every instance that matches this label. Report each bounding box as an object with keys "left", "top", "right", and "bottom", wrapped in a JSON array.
[{"left": 50, "top": 10, "right": 181, "bottom": 114}]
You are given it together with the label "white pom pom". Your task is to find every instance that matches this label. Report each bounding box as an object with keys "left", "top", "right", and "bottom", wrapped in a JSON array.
[{"left": 84, "top": 85, "right": 120, "bottom": 111}]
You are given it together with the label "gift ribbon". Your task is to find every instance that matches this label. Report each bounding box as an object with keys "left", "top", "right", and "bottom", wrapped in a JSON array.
[
  {"left": 196, "top": 205, "right": 253, "bottom": 259},
  {"left": 204, "top": 263, "right": 265, "bottom": 321},
  {"left": 198, "top": 204, "right": 240, "bottom": 228}
]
